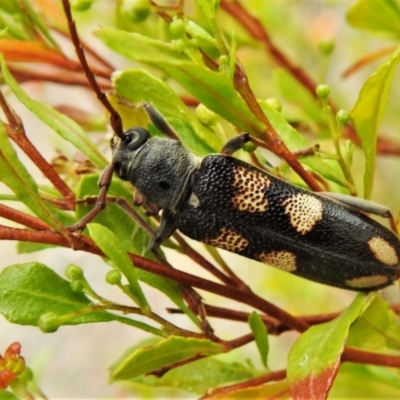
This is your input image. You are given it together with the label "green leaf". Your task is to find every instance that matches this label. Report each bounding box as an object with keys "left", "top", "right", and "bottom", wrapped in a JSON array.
[
  {"left": 347, "top": 295, "right": 400, "bottom": 350},
  {"left": 158, "top": 62, "right": 262, "bottom": 134},
  {"left": 112, "top": 69, "right": 189, "bottom": 120},
  {"left": 0, "top": 122, "right": 63, "bottom": 231},
  {"left": 0, "top": 262, "right": 114, "bottom": 325},
  {"left": 0, "top": 1, "right": 42, "bottom": 41},
  {"left": 261, "top": 103, "right": 348, "bottom": 188},
  {"left": 0, "top": 0, "right": 22, "bottom": 13},
  {"left": 167, "top": 118, "right": 217, "bottom": 156},
  {"left": 75, "top": 175, "right": 192, "bottom": 319},
  {"left": 88, "top": 223, "right": 149, "bottom": 310},
  {"left": 96, "top": 29, "right": 263, "bottom": 134},
  {"left": 17, "top": 0, "right": 60, "bottom": 49},
  {"left": 1, "top": 59, "right": 107, "bottom": 168},
  {"left": 347, "top": 296, "right": 389, "bottom": 349},
  {"left": 112, "top": 68, "right": 219, "bottom": 154},
  {"left": 347, "top": 0, "right": 400, "bottom": 37},
  {"left": 287, "top": 293, "right": 374, "bottom": 400},
  {"left": 16, "top": 242, "right": 57, "bottom": 254},
  {"left": 111, "top": 336, "right": 224, "bottom": 380},
  {"left": 350, "top": 45, "right": 400, "bottom": 198},
  {"left": 330, "top": 363, "right": 400, "bottom": 398},
  {"left": 195, "top": 0, "right": 220, "bottom": 22},
  {"left": 274, "top": 68, "right": 325, "bottom": 124},
  {"left": 0, "top": 391, "right": 19, "bottom": 400},
  {"left": 194, "top": 0, "right": 222, "bottom": 55},
  {"left": 185, "top": 20, "right": 218, "bottom": 51},
  {"left": 75, "top": 174, "right": 152, "bottom": 256},
  {"left": 248, "top": 312, "right": 269, "bottom": 368},
  {"left": 387, "top": 325, "right": 400, "bottom": 350},
  {"left": 133, "top": 357, "right": 258, "bottom": 394}
]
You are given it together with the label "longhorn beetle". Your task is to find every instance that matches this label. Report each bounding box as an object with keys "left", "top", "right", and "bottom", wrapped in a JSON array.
[{"left": 63, "top": 1, "right": 400, "bottom": 292}]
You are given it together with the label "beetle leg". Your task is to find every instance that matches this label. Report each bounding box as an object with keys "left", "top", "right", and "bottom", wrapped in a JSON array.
[
  {"left": 319, "top": 192, "right": 398, "bottom": 234},
  {"left": 150, "top": 208, "right": 178, "bottom": 250},
  {"left": 151, "top": 250, "right": 218, "bottom": 339},
  {"left": 134, "top": 191, "right": 160, "bottom": 215},
  {"left": 319, "top": 192, "right": 390, "bottom": 217},
  {"left": 68, "top": 163, "right": 114, "bottom": 232},
  {"left": 292, "top": 144, "right": 320, "bottom": 158},
  {"left": 221, "top": 133, "right": 251, "bottom": 155}
]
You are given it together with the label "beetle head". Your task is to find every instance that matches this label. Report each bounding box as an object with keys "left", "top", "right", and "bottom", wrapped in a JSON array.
[
  {"left": 111, "top": 127, "right": 150, "bottom": 181},
  {"left": 111, "top": 129, "right": 199, "bottom": 211}
]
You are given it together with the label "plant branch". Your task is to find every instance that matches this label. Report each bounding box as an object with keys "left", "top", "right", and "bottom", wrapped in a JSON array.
[
  {"left": 201, "top": 369, "right": 288, "bottom": 399},
  {"left": 0, "top": 90, "right": 76, "bottom": 210},
  {"left": 200, "top": 48, "right": 322, "bottom": 191},
  {"left": 52, "top": 26, "right": 115, "bottom": 74},
  {"left": 93, "top": 303, "right": 204, "bottom": 339},
  {"left": 0, "top": 204, "right": 51, "bottom": 231},
  {"left": 168, "top": 304, "right": 341, "bottom": 335},
  {"left": 220, "top": 0, "right": 400, "bottom": 157},
  {"left": 172, "top": 232, "right": 239, "bottom": 286},
  {"left": 220, "top": 0, "right": 316, "bottom": 101},
  {"left": 8, "top": 65, "right": 112, "bottom": 90},
  {"left": 2, "top": 226, "right": 400, "bottom": 368},
  {"left": 341, "top": 347, "right": 400, "bottom": 368},
  {"left": 0, "top": 225, "right": 309, "bottom": 332}
]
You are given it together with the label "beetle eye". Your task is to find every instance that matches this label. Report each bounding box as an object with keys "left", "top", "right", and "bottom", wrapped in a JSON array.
[{"left": 123, "top": 127, "right": 150, "bottom": 150}]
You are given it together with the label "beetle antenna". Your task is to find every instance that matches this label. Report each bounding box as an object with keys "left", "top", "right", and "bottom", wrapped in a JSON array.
[
  {"left": 143, "top": 103, "right": 180, "bottom": 141},
  {"left": 62, "top": 0, "right": 121, "bottom": 233},
  {"left": 61, "top": 0, "right": 124, "bottom": 140}
]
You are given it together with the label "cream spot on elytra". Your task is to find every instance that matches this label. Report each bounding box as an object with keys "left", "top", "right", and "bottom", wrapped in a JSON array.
[
  {"left": 258, "top": 250, "right": 297, "bottom": 272},
  {"left": 368, "top": 237, "right": 399, "bottom": 266},
  {"left": 282, "top": 194, "right": 323, "bottom": 235},
  {"left": 345, "top": 275, "right": 390, "bottom": 289},
  {"left": 231, "top": 166, "right": 271, "bottom": 213},
  {"left": 205, "top": 227, "right": 249, "bottom": 253}
]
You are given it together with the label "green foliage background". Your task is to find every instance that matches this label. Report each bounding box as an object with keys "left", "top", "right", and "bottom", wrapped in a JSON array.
[{"left": 0, "top": 0, "right": 400, "bottom": 398}]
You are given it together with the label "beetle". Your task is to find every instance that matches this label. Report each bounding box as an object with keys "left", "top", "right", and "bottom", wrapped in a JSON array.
[
  {"left": 109, "top": 103, "right": 400, "bottom": 292},
  {"left": 62, "top": 0, "right": 400, "bottom": 292}
]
